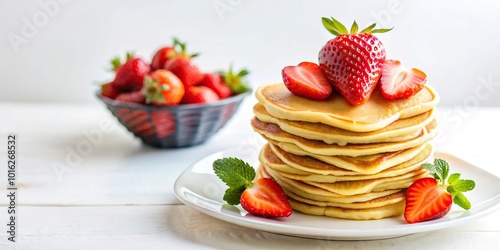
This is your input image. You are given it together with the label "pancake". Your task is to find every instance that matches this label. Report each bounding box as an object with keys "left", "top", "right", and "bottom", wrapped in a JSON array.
[
  {"left": 261, "top": 143, "right": 433, "bottom": 182},
  {"left": 252, "top": 117, "right": 437, "bottom": 157},
  {"left": 256, "top": 163, "right": 270, "bottom": 179},
  {"left": 267, "top": 142, "right": 431, "bottom": 175},
  {"left": 259, "top": 164, "right": 403, "bottom": 203},
  {"left": 265, "top": 164, "right": 428, "bottom": 196},
  {"left": 286, "top": 189, "right": 405, "bottom": 209},
  {"left": 256, "top": 82, "right": 439, "bottom": 132},
  {"left": 304, "top": 168, "right": 429, "bottom": 196},
  {"left": 254, "top": 103, "right": 435, "bottom": 145},
  {"left": 288, "top": 197, "right": 405, "bottom": 220}
]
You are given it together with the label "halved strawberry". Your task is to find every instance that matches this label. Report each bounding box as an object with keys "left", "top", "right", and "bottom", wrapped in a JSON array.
[
  {"left": 404, "top": 177, "right": 452, "bottom": 223},
  {"left": 282, "top": 61, "right": 332, "bottom": 101},
  {"left": 404, "top": 159, "right": 475, "bottom": 224},
  {"left": 379, "top": 60, "right": 427, "bottom": 100},
  {"left": 240, "top": 178, "right": 292, "bottom": 217},
  {"left": 213, "top": 157, "right": 293, "bottom": 218}
]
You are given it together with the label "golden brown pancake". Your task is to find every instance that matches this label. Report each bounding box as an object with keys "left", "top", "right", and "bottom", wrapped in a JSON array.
[
  {"left": 258, "top": 164, "right": 403, "bottom": 203},
  {"left": 267, "top": 142, "right": 432, "bottom": 175},
  {"left": 265, "top": 164, "right": 428, "bottom": 197},
  {"left": 252, "top": 117, "right": 437, "bottom": 157},
  {"left": 286, "top": 189, "right": 405, "bottom": 209},
  {"left": 256, "top": 82, "right": 439, "bottom": 132},
  {"left": 288, "top": 197, "right": 405, "bottom": 220},
  {"left": 260, "top": 143, "right": 433, "bottom": 181},
  {"left": 303, "top": 168, "right": 429, "bottom": 196},
  {"left": 253, "top": 103, "right": 435, "bottom": 145}
]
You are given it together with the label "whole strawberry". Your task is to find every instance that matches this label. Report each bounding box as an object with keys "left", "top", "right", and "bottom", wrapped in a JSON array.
[
  {"left": 150, "top": 46, "right": 175, "bottom": 71},
  {"left": 113, "top": 55, "right": 150, "bottom": 92},
  {"left": 143, "top": 69, "right": 185, "bottom": 106},
  {"left": 182, "top": 86, "right": 219, "bottom": 104},
  {"left": 164, "top": 39, "right": 204, "bottom": 88},
  {"left": 318, "top": 17, "right": 392, "bottom": 106},
  {"left": 198, "top": 72, "right": 231, "bottom": 99}
]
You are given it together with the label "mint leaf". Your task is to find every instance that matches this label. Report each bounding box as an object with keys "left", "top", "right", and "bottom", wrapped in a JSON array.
[
  {"left": 453, "top": 192, "right": 472, "bottom": 210},
  {"left": 223, "top": 186, "right": 246, "bottom": 205},
  {"left": 434, "top": 159, "right": 450, "bottom": 183},
  {"left": 454, "top": 179, "right": 476, "bottom": 192},
  {"left": 448, "top": 173, "right": 461, "bottom": 185},
  {"left": 213, "top": 158, "right": 255, "bottom": 189},
  {"left": 213, "top": 157, "right": 257, "bottom": 205},
  {"left": 422, "top": 163, "right": 440, "bottom": 180},
  {"left": 447, "top": 185, "right": 457, "bottom": 198}
]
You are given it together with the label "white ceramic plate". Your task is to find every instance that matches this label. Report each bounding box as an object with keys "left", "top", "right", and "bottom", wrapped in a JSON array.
[{"left": 173, "top": 149, "right": 500, "bottom": 240}]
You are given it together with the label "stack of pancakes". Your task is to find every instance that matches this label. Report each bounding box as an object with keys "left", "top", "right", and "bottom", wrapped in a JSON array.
[{"left": 252, "top": 83, "right": 440, "bottom": 220}]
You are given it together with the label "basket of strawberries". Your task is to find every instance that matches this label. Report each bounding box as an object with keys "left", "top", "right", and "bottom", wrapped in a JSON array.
[{"left": 96, "top": 38, "right": 251, "bottom": 148}]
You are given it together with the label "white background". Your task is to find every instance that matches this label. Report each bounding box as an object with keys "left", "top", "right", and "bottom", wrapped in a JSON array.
[{"left": 1, "top": 0, "right": 500, "bottom": 106}]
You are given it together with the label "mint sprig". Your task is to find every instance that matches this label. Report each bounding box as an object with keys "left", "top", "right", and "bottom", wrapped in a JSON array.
[
  {"left": 213, "top": 157, "right": 255, "bottom": 205},
  {"left": 422, "top": 159, "right": 476, "bottom": 210}
]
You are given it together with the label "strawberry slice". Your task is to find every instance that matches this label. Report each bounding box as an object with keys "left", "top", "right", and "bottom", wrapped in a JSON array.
[
  {"left": 281, "top": 61, "right": 332, "bottom": 101},
  {"left": 379, "top": 60, "right": 427, "bottom": 100},
  {"left": 213, "top": 157, "right": 292, "bottom": 218},
  {"left": 240, "top": 178, "right": 292, "bottom": 217},
  {"left": 404, "top": 159, "right": 475, "bottom": 224}
]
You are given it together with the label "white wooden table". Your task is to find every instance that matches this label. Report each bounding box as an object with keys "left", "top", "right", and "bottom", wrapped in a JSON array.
[{"left": 0, "top": 97, "right": 499, "bottom": 249}]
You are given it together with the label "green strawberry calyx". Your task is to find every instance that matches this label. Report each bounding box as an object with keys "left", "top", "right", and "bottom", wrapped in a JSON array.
[
  {"left": 213, "top": 157, "right": 256, "bottom": 205},
  {"left": 322, "top": 17, "right": 393, "bottom": 36},
  {"left": 422, "top": 159, "right": 476, "bottom": 210},
  {"left": 219, "top": 65, "right": 251, "bottom": 95},
  {"left": 143, "top": 76, "right": 170, "bottom": 104},
  {"left": 110, "top": 52, "right": 134, "bottom": 72},
  {"left": 171, "top": 37, "right": 199, "bottom": 59}
]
